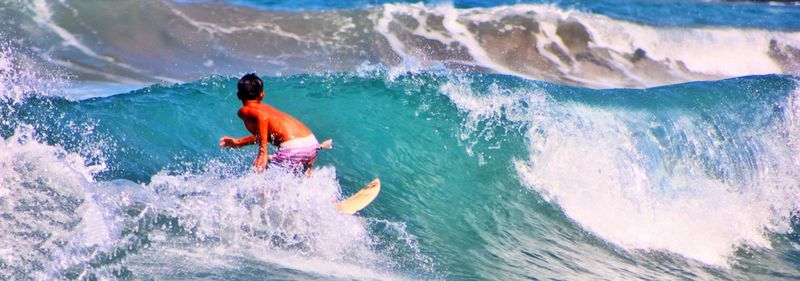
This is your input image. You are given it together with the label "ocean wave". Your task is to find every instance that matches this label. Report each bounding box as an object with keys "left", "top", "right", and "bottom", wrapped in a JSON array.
[
  {"left": 3, "top": 21, "right": 800, "bottom": 277},
  {"left": 439, "top": 74, "right": 800, "bottom": 266},
  {"left": 4, "top": 0, "right": 799, "bottom": 89}
]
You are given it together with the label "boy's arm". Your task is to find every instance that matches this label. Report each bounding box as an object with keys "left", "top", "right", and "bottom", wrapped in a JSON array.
[
  {"left": 252, "top": 115, "right": 269, "bottom": 172},
  {"left": 219, "top": 135, "right": 256, "bottom": 148}
]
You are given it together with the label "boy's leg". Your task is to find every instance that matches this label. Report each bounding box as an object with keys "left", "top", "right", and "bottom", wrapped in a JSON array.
[{"left": 304, "top": 157, "right": 317, "bottom": 177}]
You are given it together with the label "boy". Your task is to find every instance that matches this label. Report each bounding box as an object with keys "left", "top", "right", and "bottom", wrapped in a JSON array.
[{"left": 219, "top": 73, "right": 330, "bottom": 175}]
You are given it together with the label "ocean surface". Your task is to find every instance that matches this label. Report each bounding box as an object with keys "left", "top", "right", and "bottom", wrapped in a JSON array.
[{"left": 2, "top": 0, "right": 800, "bottom": 280}]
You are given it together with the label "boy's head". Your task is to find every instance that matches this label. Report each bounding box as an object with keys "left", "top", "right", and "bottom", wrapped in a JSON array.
[{"left": 237, "top": 73, "right": 263, "bottom": 101}]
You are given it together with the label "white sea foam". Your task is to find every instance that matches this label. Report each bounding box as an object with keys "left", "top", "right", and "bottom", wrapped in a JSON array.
[
  {"left": 0, "top": 126, "right": 423, "bottom": 278},
  {"left": 438, "top": 76, "right": 547, "bottom": 161},
  {"left": 514, "top": 107, "right": 770, "bottom": 265},
  {"left": 376, "top": 3, "right": 800, "bottom": 88},
  {"left": 440, "top": 77, "right": 800, "bottom": 266},
  {"left": 0, "top": 128, "right": 123, "bottom": 279},
  {"left": 124, "top": 163, "right": 425, "bottom": 279},
  {"left": 578, "top": 12, "right": 797, "bottom": 77}
]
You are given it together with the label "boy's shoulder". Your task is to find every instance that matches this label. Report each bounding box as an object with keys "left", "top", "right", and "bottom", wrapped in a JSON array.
[
  {"left": 238, "top": 104, "right": 270, "bottom": 119},
  {"left": 237, "top": 105, "right": 256, "bottom": 118}
]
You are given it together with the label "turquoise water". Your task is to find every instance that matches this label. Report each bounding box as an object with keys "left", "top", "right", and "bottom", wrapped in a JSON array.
[
  {"left": 3, "top": 72, "right": 800, "bottom": 279},
  {"left": 3, "top": 0, "right": 800, "bottom": 279}
]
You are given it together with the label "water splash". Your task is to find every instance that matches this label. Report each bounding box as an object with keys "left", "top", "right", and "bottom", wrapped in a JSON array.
[{"left": 439, "top": 74, "right": 800, "bottom": 266}]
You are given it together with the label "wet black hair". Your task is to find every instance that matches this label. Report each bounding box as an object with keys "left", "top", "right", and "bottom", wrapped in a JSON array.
[{"left": 237, "top": 73, "right": 263, "bottom": 100}]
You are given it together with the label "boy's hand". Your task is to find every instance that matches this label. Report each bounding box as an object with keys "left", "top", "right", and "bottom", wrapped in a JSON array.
[
  {"left": 219, "top": 136, "right": 237, "bottom": 148},
  {"left": 253, "top": 155, "right": 267, "bottom": 172}
]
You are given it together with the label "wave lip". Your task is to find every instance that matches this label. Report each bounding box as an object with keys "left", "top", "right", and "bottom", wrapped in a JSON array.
[{"left": 438, "top": 75, "right": 800, "bottom": 268}]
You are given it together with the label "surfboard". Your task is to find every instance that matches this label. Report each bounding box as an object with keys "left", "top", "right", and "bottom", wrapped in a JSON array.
[{"left": 338, "top": 178, "right": 380, "bottom": 215}]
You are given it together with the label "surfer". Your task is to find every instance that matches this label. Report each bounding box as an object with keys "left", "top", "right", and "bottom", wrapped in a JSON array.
[{"left": 219, "top": 73, "right": 331, "bottom": 175}]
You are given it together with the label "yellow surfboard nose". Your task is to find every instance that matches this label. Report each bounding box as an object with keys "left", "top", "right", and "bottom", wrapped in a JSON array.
[{"left": 337, "top": 178, "right": 381, "bottom": 215}]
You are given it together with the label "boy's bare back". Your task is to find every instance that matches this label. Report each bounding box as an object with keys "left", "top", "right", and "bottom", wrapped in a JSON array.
[{"left": 237, "top": 102, "right": 313, "bottom": 147}]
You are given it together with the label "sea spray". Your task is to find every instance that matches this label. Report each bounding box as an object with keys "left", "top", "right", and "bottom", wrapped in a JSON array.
[
  {"left": 428, "top": 72, "right": 800, "bottom": 267},
  {"left": 0, "top": 126, "right": 429, "bottom": 279},
  {"left": 0, "top": 128, "right": 125, "bottom": 279}
]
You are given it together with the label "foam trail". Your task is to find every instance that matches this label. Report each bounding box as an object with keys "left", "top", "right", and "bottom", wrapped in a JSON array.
[
  {"left": 30, "top": 0, "right": 100, "bottom": 59},
  {"left": 437, "top": 4, "right": 535, "bottom": 80},
  {"left": 119, "top": 165, "right": 423, "bottom": 280},
  {"left": 29, "top": 0, "right": 180, "bottom": 83}
]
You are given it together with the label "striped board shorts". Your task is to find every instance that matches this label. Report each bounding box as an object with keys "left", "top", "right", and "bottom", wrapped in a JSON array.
[{"left": 270, "top": 134, "right": 320, "bottom": 171}]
